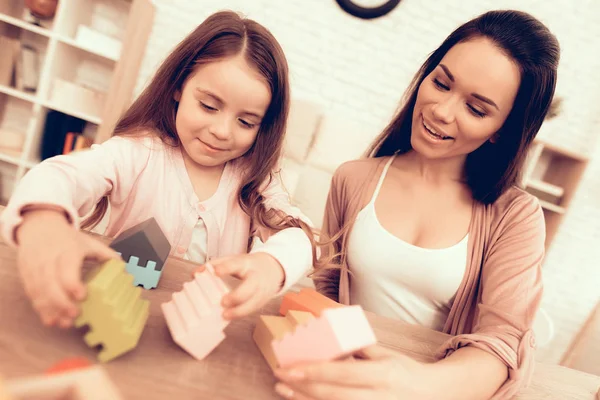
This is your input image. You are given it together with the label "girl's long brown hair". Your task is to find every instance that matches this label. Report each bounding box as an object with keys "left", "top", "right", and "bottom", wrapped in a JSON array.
[{"left": 82, "top": 11, "right": 317, "bottom": 263}]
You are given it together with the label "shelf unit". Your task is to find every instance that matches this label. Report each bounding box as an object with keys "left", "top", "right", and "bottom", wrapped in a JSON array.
[
  {"left": 523, "top": 138, "right": 589, "bottom": 249},
  {"left": 0, "top": 0, "right": 154, "bottom": 205}
]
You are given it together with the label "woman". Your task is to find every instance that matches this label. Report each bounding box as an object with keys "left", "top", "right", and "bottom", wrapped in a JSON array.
[{"left": 275, "top": 9, "right": 559, "bottom": 400}]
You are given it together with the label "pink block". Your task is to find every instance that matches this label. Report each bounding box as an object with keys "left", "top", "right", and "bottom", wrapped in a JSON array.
[
  {"left": 161, "top": 264, "right": 230, "bottom": 360},
  {"left": 272, "top": 305, "right": 377, "bottom": 368}
]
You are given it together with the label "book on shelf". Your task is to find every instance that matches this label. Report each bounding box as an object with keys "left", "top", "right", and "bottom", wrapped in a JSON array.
[
  {"left": 17, "top": 44, "right": 39, "bottom": 92},
  {"left": 0, "top": 37, "right": 20, "bottom": 88},
  {"left": 62, "top": 132, "right": 93, "bottom": 155},
  {"left": 40, "top": 111, "right": 87, "bottom": 160}
]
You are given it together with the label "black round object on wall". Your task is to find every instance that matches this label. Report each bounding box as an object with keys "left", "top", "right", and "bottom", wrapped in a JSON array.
[{"left": 335, "top": 0, "right": 401, "bottom": 20}]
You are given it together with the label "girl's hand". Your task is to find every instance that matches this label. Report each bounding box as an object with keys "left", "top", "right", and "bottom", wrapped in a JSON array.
[
  {"left": 16, "top": 210, "right": 121, "bottom": 328},
  {"left": 273, "top": 345, "right": 434, "bottom": 400},
  {"left": 192, "top": 252, "right": 285, "bottom": 320}
]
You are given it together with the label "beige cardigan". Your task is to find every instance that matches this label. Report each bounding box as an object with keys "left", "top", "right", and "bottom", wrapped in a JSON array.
[{"left": 313, "top": 157, "right": 545, "bottom": 399}]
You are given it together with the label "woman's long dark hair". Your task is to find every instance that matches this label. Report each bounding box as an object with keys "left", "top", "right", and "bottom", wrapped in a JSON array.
[
  {"left": 312, "top": 10, "right": 561, "bottom": 297},
  {"left": 367, "top": 10, "right": 560, "bottom": 203}
]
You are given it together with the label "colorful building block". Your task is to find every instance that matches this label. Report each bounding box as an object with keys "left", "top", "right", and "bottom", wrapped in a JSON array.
[
  {"left": 253, "top": 310, "right": 315, "bottom": 371},
  {"left": 75, "top": 259, "right": 150, "bottom": 362},
  {"left": 255, "top": 305, "right": 377, "bottom": 369},
  {"left": 2, "top": 365, "right": 123, "bottom": 400},
  {"left": 279, "top": 287, "right": 344, "bottom": 317},
  {"left": 110, "top": 217, "right": 171, "bottom": 289},
  {"left": 45, "top": 357, "right": 92, "bottom": 375},
  {"left": 162, "top": 264, "right": 230, "bottom": 360}
]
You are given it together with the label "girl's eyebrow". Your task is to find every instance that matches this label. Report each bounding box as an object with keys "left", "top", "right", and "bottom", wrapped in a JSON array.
[
  {"left": 196, "top": 88, "right": 224, "bottom": 104},
  {"left": 196, "top": 88, "right": 264, "bottom": 119}
]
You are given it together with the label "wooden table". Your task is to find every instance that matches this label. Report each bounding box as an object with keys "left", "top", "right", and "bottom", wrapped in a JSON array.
[{"left": 1, "top": 239, "right": 599, "bottom": 399}]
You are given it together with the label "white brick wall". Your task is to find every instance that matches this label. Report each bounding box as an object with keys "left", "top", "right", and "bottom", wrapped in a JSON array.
[{"left": 136, "top": 0, "right": 600, "bottom": 364}]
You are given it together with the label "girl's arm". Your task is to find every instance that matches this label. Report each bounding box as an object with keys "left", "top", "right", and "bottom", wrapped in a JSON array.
[
  {"left": 0, "top": 135, "right": 152, "bottom": 245},
  {"left": 249, "top": 170, "right": 315, "bottom": 294}
]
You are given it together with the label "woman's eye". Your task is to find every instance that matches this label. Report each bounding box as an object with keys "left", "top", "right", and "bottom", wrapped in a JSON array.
[
  {"left": 200, "top": 102, "right": 218, "bottom": 111},
  {"left": 433, "top": 78, "right": 450, "bottom": 91},
  {"left": 468, "top": 104, "right": 486, "bottom": 118}
]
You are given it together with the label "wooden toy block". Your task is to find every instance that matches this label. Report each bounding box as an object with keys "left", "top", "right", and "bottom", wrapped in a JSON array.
[
  {"left": 75, "top": 259, "right": 150, "bottom": 362},
  {"left": 279, "top": 287, "right": 344, "bottom": 317},
  {"left": 124, "top": 256, "right": 161, "bottom": 290},
  {"left": 110, "top": 217, "right": 171, "bottom": 289},
  {"left": 2, "top": 365, "right": 123, "bottom": 400},
  {"left": 272, "top": 305, "right": 377, "bottom": 368},
  {"left": 253, "top": 310, "right": 314, "bottom": 371},
  {"left": 161, "top": 264, "right": 230, "bottom": 360},
  {"left": 45, "top": 357, "right": 92, "bottom": 375}
]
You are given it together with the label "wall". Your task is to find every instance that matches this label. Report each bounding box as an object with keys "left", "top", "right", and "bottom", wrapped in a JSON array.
[{"left": 136, "top": 0, "right": 600, "bottom": 364}]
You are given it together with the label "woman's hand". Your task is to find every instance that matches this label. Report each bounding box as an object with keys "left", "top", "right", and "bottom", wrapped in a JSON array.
[
  {"left": 273, "top": 345, "right": 434, "bottom": 400},
  {"left": 192, "top": 252, "right": 285, "bottom": 320}
]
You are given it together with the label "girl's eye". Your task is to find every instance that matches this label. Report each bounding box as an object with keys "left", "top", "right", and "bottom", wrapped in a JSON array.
[
  {"left": 238, "top": 118, "right": 256, "bottom": 129},
  {"left": 468, "top": 104, "right": 486, "bottom": 118},
  {"left": 433, "top": 78, "right": 450, "bottom": 91},
  {"left": 200, "top": 102, "right": 218, "bottom": 111}
]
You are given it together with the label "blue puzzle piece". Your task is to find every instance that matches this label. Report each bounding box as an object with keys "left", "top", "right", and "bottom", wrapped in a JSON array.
[{"left": 122, "top": 255, "right": 163, "bottom": 290}]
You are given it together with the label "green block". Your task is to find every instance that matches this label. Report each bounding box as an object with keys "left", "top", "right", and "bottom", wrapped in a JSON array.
[{"left": 75, "top": 259, "right": 150, "bottom": 362}]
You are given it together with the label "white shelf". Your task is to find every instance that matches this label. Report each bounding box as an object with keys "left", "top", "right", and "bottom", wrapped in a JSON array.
[
  {"left": 527, "top": 179, "right": 564, "bottom": 198},
  {"left": 540, "top": 200, "right": 566, "bottom": 215},
  {"left": 0, "top": 151, "right": 21, "bottom": 166},
  {"left": 56, "top": 34, "right": 118, "bottom": 62},
  {"left": 0, "top": 0, "right": 155, "bottom": 203},
  {"left": 0, "top": 84, "right": 37, "bottom": 104},
  {"left": 41, "top": 100, "right": 102, "bottom": 125},
  {"left": 0, "top": 13, "right": 53, "bottom": 38}
]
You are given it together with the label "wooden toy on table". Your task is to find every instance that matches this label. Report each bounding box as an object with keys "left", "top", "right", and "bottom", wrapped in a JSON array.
[
  {"left": 254, "top": 304, "right": 377, "bottom": 370},
  {"left": 254, "top": 310, "right": 315, "bottom": 371},
  {"left": 0, "top": 365, "right": 122, "bottom": 400},
  {"left": 75, "top": 259, "right": 150, "bottom": 362},
  {"left": 162, "top": 263, "right": 231, "bottom": 360},
  {"left": 110, "top": 217, "right": 171, "bottom": 289},
  {"left": 45, "top": 357, "right": 92, "bottom": 375},
  {"left": 279, "top": 287, "right": 344, "bottom": 317}
]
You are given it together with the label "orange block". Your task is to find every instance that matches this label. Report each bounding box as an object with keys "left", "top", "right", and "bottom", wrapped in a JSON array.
[
  {"left": 2, "top": 365, "right": 122, "bottom": 399},
  {"left": 279, "top": 287, "right": 344, "bottom": 317},
  {"left": 45, "top": 357, "right": 92, "bottom": 375}
]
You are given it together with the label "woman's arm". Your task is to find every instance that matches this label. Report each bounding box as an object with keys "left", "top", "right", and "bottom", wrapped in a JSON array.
[
  {"left": 434, "top": 193, "right": 546, "bottom": 399},
  {"left": 426, "top": 346, "right": 508, "bottom": 399}
]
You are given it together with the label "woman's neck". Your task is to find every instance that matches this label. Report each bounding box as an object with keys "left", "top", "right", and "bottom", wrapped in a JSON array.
[{"left": 399, "top": 150, "right": 466, "bottom": 184}]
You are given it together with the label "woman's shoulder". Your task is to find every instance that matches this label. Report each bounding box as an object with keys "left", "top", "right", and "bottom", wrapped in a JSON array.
[
  {"left": 332, "top": 157, "right": 389, "bottom": 189},
  {"left": 488, "top": 186, "right": 545, "bottom": 227}
]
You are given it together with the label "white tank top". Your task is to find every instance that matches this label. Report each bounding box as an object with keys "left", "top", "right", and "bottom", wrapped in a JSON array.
[{"left": 347, "top": 156, "right": 468, "bottom": 331}]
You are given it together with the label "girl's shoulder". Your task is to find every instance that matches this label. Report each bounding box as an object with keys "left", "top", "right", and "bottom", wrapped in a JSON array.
[{"left": 99, "top": 131, "right": 173, "bottom": 155}]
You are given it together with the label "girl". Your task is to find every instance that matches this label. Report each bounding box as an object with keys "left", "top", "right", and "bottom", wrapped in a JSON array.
[
  {"left": 0, "top": 11, "right": 316, "bottom": 329},
  {"left": 276, "top": 9, "right": 559, "bottom": 400}
]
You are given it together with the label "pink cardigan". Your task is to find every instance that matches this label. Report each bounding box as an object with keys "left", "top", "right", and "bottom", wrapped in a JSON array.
[
  {"left": 0, "top": 135, "right": 313, "bottom": 293},
  {"left": 314, "top": 157, "right": 546, "bottom": 399}
]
